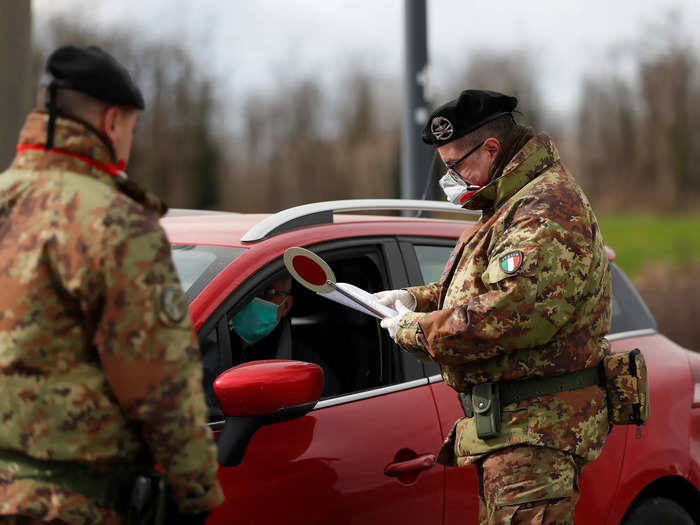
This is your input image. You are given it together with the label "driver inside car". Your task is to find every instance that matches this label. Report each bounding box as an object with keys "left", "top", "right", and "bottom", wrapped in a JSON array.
[
  {"left": 230, "top": 276, "right": 295, "bottom": 357},
  {"left": 200, "top": 277, "right": 294, "bottom": 414},
  {"left": 228, "top": 276, "right": 341, "bottom": 397}
]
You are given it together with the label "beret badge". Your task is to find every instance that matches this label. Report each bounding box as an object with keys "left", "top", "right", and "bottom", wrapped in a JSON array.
[{"left": 431, "top": 116, "right": 454, "bottom": 141}]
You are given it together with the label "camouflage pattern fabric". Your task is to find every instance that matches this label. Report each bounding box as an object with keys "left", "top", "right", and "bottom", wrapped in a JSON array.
[
  {"left": 0, "top": 112, "right": 223, "bottom": 524},
  {"left": 0, "top": 494, "right": 120, "bottom": 525},
  {"left": 0, "top": 516, "right": 98, "bottom": 525},
  {"left": 395, "top": 133, "right": 612, "bottom": 466},
  {"left": 476, "top": 445, "right": 582, "bottom": 524},
  {"left": 602, "top": 350, "right": 649, "bottom": 425}
]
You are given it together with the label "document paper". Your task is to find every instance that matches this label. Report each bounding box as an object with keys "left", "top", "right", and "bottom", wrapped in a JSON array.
[{"left": 319, "top": 283, "right": 398, "bottom": 319}]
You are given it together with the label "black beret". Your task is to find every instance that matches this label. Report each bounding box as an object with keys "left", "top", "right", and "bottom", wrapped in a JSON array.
[
  {"left": 422, "top": 89, "right": 517, "bottom": 146},
  {"left": 44, "top": 45, "right": 145, "bottom": 110}
]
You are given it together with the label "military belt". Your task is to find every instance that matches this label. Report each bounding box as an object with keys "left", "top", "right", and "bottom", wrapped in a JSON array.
[
  {"left": 0, "top": 448, "right": 138, "bottom": 512},
  {"left": 458, "top": 366, "right": 603, "bottom": 418}
]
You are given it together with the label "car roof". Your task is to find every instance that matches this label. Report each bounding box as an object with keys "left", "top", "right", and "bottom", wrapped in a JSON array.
[
  {"left": 161, "top": 210, "right": 471, "bottom": 247},
  {"left": 162, "top": 211, "right": 267, "bottom": 246},
  {"left": 160, "top": 204, "right": 616, "bottom": 262}
]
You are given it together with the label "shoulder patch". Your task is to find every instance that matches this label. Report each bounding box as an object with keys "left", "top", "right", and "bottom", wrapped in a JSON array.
[{"left": 499, "top": 251, "right": 523, "bottom": 274}]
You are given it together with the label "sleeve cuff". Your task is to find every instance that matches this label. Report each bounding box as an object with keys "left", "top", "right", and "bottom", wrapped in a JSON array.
[
  {"left": 406, "top": 285, "right": 437, "bottom": 313},
  {"left": 395, "top": 312, "right": 432, "bottom": 362}
]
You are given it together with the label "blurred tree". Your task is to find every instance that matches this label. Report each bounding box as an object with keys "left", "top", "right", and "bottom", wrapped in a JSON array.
[
  {"left": 190, "top": 82, "right": 221, "bottom": 210},
  {"left": 33, "top": 17, "right": 223, "bottom": 209},
  {"left": 574, "top": 11, "right": 700, "bottom": 210},
  {"left": 289, "top": 80, "right": 323, "bottom": 141},
  {"left": 227, "top": 69, "right": 399, "bottom": 213},
  {"left": 341, "top": 71, "right": 376, "bottom": 145},
  {"left": 576, "top": 76, "right": 638, "bottom": 205},
  {"left": 639, "top": 45, "right": 696, "bottom": 207},
  {"left": 453, "top": 50, "right": 546, "bottom": 130},
  {"left": 0, "top": 2, "right": 32, "bottom": 169}
]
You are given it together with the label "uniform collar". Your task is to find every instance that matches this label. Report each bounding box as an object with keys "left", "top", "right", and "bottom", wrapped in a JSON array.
[
  {"left": 462, "top": 133, "right": 560, "bottom": 211},
  {"left": 10, "top": 111, "right": 168, "bottom": 217},
  {"left": 12, "top": 111, "right": 120, "bottom": 182}
]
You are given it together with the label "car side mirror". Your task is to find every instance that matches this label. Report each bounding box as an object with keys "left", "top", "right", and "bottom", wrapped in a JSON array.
[{"left": 214, "top": 360, "right": 323, "bottom": 466}]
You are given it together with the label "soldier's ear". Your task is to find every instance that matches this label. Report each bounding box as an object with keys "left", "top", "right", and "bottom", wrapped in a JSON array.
[
  {"left": 483, "top": 137, "right": 501, "bottom": 155},
  {"left": 101, "top": 106, "right": 121, "bottom": 145},
  {"left": 482, "top": 137, "right": 502, "bottom": 165}
]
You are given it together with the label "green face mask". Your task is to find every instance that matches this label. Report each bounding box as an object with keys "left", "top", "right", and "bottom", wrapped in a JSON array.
[{"left": 231, "top": 297, "right": 280, "bottom": 344}]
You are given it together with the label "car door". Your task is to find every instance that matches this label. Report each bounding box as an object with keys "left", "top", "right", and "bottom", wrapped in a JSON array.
[
  {"left": 399, "top": 237, "right": 482, "bottom": 525},
  {"left": 203, "top": 238, "right": 445, "bottom": 525}
]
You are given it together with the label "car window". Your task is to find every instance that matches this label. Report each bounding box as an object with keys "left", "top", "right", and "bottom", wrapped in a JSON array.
[
  {"left": 609, "top": 263, "right": 657, "bottom": 334},
  {"left": 171, "top": 244, "right": 245, "bottom": 302},
  {"left": 412, "top": 244, "right": 656, "bottom": 337},
  {"left": 196, "top": 239, "right": 425, "bottom": 420},
  {"left": 414, "top": 245, "right": 452, "bottom": 283},
  {"left": 223, "top": 250, "right": 404, "bottom": 401},
  {"left": 412, "top": 243, "right": 454, "bottom": 377}
]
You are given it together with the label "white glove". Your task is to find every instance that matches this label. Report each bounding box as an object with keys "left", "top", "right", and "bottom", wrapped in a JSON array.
[
  {"left": 374, "top": 289, "right": 416, "bottom": 311},
  {"left": 380, "top": 301, "right": 412, "bottom": 343}
]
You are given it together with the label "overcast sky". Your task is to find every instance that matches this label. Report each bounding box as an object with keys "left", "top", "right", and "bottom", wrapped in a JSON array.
[{"left": 33, "top": 0, "right": 700, "bottom": 118}]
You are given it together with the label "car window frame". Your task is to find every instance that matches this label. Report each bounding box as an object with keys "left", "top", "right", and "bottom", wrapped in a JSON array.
[
  {"left": 398, "top": 236, "right": 457, "bottom": 378},
  {"left": 199, "top": 236, "right": 426, "bottom": 426}
]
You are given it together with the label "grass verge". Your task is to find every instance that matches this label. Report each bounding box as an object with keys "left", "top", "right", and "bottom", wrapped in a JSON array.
[{"left": 598, "top": 214, "right": 700, "bottom": 279}]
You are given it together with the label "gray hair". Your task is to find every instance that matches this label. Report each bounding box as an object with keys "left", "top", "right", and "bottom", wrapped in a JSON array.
[{"left": 452, "top": 114, "right": 516, "bottom": 150}]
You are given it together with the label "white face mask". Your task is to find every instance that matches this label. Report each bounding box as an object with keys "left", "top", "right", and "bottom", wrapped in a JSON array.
[{"left": 438, "top": 171, "right": 481, "bottom": 205}]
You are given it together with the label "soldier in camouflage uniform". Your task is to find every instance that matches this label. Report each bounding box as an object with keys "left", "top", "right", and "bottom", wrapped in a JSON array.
[
  {"left": 378, "top": 90, "right": 611, "bottom": 524},
  {"left": 0, "top": 46, "right": 223, "bottom": 524}
]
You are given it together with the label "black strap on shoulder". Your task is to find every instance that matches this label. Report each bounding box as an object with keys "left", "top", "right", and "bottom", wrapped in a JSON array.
[{"left": 45, "top": 80, "right": 59, "bottom": 150}]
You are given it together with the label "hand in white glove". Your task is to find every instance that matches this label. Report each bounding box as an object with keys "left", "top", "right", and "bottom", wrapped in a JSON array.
[
  {"left": 380, "top": 301, "right": 412, "bottom": 343},
  {"left": 374, "top": 289, "right": 416, "bottom": 311}
]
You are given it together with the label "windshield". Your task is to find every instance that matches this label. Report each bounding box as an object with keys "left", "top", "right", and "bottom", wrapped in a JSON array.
[{"left": 171, "top": 244, "right": 245, "bottom": 302}]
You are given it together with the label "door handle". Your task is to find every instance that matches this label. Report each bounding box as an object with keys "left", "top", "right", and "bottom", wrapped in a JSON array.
[{"left": 384, "top": 454, "right": 436, "bottom": 477}]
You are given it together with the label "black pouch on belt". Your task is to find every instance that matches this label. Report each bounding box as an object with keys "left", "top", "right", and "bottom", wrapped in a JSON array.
[
  {"left": 471, "top": 382, "right": 501, "bottom": 439},
  {"left": 602, "top": 348, "right": 650, "bottom": 426},
  {"left": 126, "top": 470, "right": 167, "bottom": 525}
]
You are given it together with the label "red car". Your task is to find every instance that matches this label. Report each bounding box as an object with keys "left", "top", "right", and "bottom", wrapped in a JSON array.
[{"left": 163, "top": 200, "right": 700, "bottom": 524}]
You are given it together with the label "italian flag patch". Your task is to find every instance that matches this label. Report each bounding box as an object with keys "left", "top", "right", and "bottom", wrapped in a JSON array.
[{"left": 500, "top": 251, "right": 523, "bottom": 274}]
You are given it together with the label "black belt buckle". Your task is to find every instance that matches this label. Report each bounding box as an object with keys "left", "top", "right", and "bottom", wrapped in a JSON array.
[{"left": 458, "top": 392, "right": 473, "bottom": 418}]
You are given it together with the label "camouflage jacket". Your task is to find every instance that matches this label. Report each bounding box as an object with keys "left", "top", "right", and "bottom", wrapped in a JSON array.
[
  {"left": 0, "top": 112, "right": 223, "bottom": 523},
  {"left": 396, "top": 133, "right": 612, "bottom": 466}
]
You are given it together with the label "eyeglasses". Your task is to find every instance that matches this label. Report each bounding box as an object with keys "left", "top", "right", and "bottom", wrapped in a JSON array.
[
  {"left": 444, "top": 140, "right": 485, "bottom": 179},
  {"left": 262, "top": 288, "right": 291, "bottom": 303}
]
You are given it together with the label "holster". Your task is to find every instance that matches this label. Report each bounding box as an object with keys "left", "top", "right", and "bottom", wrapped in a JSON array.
[
  {"left": 471, "top": 382, "right": 501, "bottom": 439},
  {"left": 126, "top": 470, "right": 167, "bottom": 525}
]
